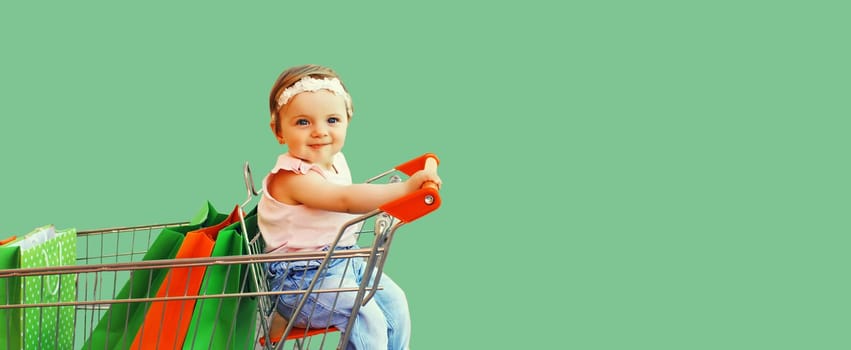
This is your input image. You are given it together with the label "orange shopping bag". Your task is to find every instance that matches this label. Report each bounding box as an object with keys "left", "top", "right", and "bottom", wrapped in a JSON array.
[{"left": 130, "top": 205, "right": 241, "bottom": 349}]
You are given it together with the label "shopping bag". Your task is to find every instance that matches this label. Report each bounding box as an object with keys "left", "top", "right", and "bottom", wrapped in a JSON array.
[
  {"left": 1, "top": 235, "right": 23, "bottom": 350},
  {"left": 130, "top": 205, "right": 241, "bottom": 349},
  {"left": 183, "top": 212, "right": 259, "bottom": 350},
  {"left": 25, "top": 226, "right": 75, "bottom": 350},
  {"left": 0, "top": 225, "right": 76, "bottom": 350},
  {"left": 83, "top": 202, "right": 228, "bottom": 350}
]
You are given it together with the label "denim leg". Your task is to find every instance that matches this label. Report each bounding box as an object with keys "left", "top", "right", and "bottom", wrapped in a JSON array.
[
  {"left": 267, "top": 256, "right": 411, "bottom": 350},
  {"left": 271, "top": 259, "right": 357, "bottom": 328},
  {"left": 269, "top": 258, "right": 389, "bottom": 349},
  {"left": 345, "top": 290, "right": 390, "bottom": 350},
  {"left": 365, "top": 272, "right": 411, "bottom": 350}
]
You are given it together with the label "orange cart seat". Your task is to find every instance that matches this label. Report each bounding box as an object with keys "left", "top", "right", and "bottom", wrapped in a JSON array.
[{"left": 258, "top": 326, "right": 340, "bottom": 346}]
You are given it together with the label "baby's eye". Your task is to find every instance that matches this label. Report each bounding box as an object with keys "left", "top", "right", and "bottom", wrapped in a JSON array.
[
  {"left": 328, "top": 117, "right": 340, "bottom": 124},
  {"left": 296, "top": 119, "right": 309, "bottom": 126}
]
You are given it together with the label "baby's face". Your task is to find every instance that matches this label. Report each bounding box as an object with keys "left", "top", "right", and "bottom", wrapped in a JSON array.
[{"left": 276, "top": 90, "right": 349, "bottom": 170}]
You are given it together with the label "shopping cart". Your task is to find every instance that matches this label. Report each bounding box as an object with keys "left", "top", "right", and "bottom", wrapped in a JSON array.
[{"left": 0, "top": 153, "right": 441, "bottom": 350}]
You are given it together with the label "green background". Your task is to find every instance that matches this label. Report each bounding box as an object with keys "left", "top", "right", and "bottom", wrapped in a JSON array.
[{"left": 2, "top": 1, "right": 849, "bottom": 348}]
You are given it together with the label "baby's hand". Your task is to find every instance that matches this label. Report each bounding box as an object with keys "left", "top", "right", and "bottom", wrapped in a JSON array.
[{"left": 407, "top": 169, "right": 442, "bottom": 192}]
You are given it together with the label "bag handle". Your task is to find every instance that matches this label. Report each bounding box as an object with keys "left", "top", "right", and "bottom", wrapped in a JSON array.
[{"left": 41, "top": 240, "right": 62, "bottom": 296}]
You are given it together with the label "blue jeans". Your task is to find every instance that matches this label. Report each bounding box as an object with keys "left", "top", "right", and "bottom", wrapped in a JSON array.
[{"left": 267, "top": 247, "right": 411, "bottom": 350}]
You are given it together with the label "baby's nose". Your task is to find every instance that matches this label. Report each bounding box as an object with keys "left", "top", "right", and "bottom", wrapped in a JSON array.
[{"left": 312, "top": 125, "right": 328, "bottom": 136}]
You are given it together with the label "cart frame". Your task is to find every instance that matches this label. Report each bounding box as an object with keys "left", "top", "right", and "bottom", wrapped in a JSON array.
[{"left": 0, "top": 153, "right": 441, "bottom": 350}]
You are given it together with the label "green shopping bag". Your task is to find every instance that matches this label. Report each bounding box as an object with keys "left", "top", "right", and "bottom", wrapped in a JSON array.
[
  {"left": 0, "top": 225, "right": 76, "bottom": 350},
  {"left": 82, "top": 202, "right": 228, "bottom": 350},
  {"left": 131, "top": 205, "right": 241, "bottom": 349},
  {"left": 183, "top": 212, "right": 259, "bottom": 350},
  {"left": 1, "top": 235, "right": 23, "bottom": 350}
]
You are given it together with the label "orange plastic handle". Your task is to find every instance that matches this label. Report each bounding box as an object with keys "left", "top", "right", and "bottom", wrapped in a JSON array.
[
  {"left": 380, "top": 153, "right": 442, "bottom": 223},
  {"left": 395, "top": 153, "right": 440, "bottom": 176}
]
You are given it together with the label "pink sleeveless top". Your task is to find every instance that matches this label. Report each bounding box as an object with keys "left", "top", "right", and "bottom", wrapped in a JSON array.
[{"left": 258, "top": 152, "right": 361, "bottom": 253}]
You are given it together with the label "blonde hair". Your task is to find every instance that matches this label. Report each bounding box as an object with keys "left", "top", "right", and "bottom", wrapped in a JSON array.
[{"left": 268, "top": 64, "right": 353, "bottom": 136}]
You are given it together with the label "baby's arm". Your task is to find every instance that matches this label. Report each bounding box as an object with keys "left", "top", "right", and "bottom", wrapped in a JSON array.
[{"left": 268, "top": 169, "right": 441, "bottom": 214}]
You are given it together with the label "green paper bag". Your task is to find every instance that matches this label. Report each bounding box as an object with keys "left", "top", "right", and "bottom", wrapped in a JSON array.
[
  {"left": 131, "top": 206, "right": 241, "bottom": 349},
  {"left": 1, "top": 235, "right": 23, "bottom": 349},
  {"left": 26, "top": 226, "right": 76, "bottom": 350},
  {"left": 0, "top": 225, "right": 76, "bottom": 350},
  {"left": 82, "top": 202, "right": 228, "bottom": 350},
  {"left": 183, "top": 213, "right": 259, "bottom": 350}
]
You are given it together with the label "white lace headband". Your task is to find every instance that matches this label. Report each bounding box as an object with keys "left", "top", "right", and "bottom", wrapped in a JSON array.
[{"left": 275, "top": 76, "right": 353, "bottom": 116}]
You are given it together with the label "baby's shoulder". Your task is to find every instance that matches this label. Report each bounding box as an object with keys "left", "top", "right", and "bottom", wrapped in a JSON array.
[{"left": 272, "top": 153, "right": 321, "bottom": 175}]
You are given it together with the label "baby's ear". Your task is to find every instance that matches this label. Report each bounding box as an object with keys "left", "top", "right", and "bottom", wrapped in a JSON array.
[{"left": 270, "top": 119, "right": 286, "bottom": 144}]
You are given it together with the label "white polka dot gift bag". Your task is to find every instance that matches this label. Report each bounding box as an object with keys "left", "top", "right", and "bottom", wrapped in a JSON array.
[{"left": 0, "top": 225, "right": 76, "bottom": 350}]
